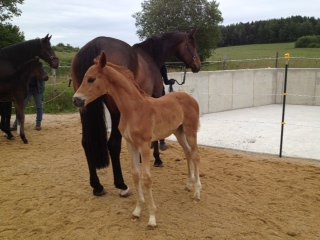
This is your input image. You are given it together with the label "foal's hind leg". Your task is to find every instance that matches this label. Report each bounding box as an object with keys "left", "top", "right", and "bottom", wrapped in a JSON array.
[
  {"left": 174, "top": 128, "right": 195, "bottom": 192},
  {"left": 174, "top": 127, "right": 201, "bottom": 200},
  {"left": 184, "top": 128, "right": 201, "bottom": 200}
]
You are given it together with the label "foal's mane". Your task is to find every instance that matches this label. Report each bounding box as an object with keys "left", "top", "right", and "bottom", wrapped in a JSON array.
[
  {"left": 106, "top": 62, "right": 149, "bottom": 97},
  {"left": 0, "top": 58, "right": 40, "bottom": 84}
]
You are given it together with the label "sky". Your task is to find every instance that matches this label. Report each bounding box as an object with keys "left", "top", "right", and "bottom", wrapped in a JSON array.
[{"left": 9, "top": 0, "right": 320, "bottom": 48}]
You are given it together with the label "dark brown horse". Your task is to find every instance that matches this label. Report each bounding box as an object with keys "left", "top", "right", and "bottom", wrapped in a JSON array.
[
  {"left": 0, "top": 34, "right": 59, "bottom": 80},
  {"left": 0, "top": 35, "right": 58, "bottom": 142},
  {"left": 71, "top": 30, "right": 201, "bottom": 196},
  {"left": 0, "top": 58, "right": 48, "bottom": 143}
]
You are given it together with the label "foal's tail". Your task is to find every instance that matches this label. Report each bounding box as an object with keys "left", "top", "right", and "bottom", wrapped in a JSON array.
[{"left": 80, "top": 98, "right": 110, "bottom": 169}]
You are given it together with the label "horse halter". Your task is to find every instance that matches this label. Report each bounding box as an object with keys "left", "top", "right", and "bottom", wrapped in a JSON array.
[{"left": 185, "top": 35, "right": 197, "bottom": 63}]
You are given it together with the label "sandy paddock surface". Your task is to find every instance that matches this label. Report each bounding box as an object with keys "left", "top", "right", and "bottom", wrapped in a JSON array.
[{"left": 1, "top": 113, "right": 320, "bottom": 240}]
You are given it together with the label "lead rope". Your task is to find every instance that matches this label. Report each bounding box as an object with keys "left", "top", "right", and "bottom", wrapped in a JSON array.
[{"left": 169, "top": 66, "right": 187, "bottom": 92}]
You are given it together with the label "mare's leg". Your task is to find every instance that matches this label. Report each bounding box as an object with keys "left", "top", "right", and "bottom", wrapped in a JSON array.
[
  {"left": 107, "top": 110, "right": 130, "bottom": 196},
  {"left": 15, "top": 102, "right": 28, "bottom": 144},
  {"left": 33, "top": 92, "right": 43, "bottom": 129},
  {"left": 140, "top": 143, "right": 157, "bottom": 228},
  {"left": 80, "top": 108, "right": 105, "bottom": 196},
  {"left": 127, "top": 142, "right": 144, "bottom": 219},
  {"left": 0, "top": 102, "right": 13, "bottom": 140},
  {"left": 153, "top": 141, "right": 163, "bottom": 167}
]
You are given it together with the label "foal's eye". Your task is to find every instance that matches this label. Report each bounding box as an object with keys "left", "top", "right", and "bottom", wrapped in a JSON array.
[{"left": 88, "top": 77, "right": 96, "bottom": 83}]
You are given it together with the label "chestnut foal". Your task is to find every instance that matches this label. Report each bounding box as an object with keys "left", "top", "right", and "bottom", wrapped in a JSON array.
[{"left": 73, "top": 52, "right": 201, "bottom": 228}]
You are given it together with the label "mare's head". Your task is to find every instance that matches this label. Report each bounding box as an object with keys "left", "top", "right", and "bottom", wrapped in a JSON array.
[
  {"left": 175, "top": 29, "right": 201, "bottom": 73},
  {"left": 39, "top": 34, "right": 59, "bottom": 69},
  {"left": 73, "top": 52, "right": 109, "bottom": 108}
]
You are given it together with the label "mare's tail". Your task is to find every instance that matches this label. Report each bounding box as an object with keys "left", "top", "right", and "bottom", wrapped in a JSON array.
[
  {"left": 80, "top": 98, "right": 109, "bottom": 168},
  {"left": 72, "top": 38, "right": 111, "bottom": 169}
]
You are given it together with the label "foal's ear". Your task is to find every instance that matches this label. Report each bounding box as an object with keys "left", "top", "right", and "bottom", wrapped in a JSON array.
[{"left": 98, "top": 51, "right": 107, "bottom": 68}]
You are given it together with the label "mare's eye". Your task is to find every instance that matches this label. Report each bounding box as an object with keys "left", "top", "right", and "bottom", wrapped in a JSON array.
[{"left": 88, "top": 77, "right": 96, "bottom": 83}]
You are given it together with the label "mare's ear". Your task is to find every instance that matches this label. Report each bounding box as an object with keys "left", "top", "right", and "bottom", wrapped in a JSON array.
[
  {"left": 43, "top": 34, "right": 51, "bottom": 41},
  {"left": 98, "top": 51, "right": 107, "bottom": 69},
  {"left": 188, "top": 29, "right": 197, "bottom": 38}
]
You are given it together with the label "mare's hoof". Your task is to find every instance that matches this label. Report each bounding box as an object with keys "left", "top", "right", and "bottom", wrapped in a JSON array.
[
  {"left": 159, "top": 142, "right": 168, "bottom": 151},
  {"left": 6, "top": 135, "right": 14, "bottom": 140},
  {"left": 93, "top": 188, "right": 106, "bottom": 196},
  {"left": 153, "top": 162, "right": 164, "bottom": 168},
  {"left": 119, "top": 187, "right": 132, "bottom": 198},
  {"left": 22, "top": 139, "right": 28, "bottom": 144}
]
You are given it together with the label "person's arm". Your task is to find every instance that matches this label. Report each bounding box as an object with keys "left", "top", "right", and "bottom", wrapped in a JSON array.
[{"left": 160, "top": 65, "right": 170, "bottom": 84}]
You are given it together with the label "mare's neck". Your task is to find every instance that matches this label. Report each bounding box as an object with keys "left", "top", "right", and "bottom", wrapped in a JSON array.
[
  {"left": 133, "top": 36, "right": 179, "bottom": 68},
  {"left": 105, "top": 67, "right": 145, "bottom": 114},
  {"left": 0, "top": 39, "right": 41, "bottom": 67}
]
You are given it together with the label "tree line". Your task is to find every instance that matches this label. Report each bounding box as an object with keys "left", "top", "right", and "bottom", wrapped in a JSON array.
[
  {"left": 219, "top": 16, "right": 320, "bottom": 47},
  {"left": 2, "top": 1, "right": 320, "bottom": 60}
]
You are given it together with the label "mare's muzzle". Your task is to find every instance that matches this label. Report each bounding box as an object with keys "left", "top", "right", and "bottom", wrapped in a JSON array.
[
  {"left": 73, "top": 96, "right": 85, "bottom": 107},
  {"left": 50, "top": 57, "right": 60, "bottom": 69}
]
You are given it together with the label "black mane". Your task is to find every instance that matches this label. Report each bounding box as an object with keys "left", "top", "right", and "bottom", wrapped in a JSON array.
[{"left": 132, "top": 31, "right": 185, "bottom": 67}]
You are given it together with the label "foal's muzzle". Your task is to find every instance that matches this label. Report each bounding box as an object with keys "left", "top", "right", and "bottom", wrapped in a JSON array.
[{"left": 73, "top": 96, "right": 85, "bottom": 107}]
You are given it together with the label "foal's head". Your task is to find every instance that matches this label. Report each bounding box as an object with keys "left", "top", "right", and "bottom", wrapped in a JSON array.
[
  {"left": 73, "top": 53, "right": 105, "bottom": 107},
  {"left": 31, "top": 60, "right": 49, "bottom": 82},
  {"left": 19, "top": 58, "right": 49, "bottom": 82}
]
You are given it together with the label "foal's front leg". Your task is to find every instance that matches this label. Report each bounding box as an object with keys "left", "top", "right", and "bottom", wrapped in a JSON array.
[
  {"left": 15, "top": 102, "right": 28, "bottom": 144},
  {"left": 140, "top": 143, "right": 157, "bottom": 228},
  {"left": 127, "top": 142, "right": 144, "bottom": 219}
]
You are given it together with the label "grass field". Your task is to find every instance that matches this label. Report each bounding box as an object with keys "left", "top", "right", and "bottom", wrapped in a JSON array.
[
  {"left": 204, "top": 42, "right": 320, "bottom": 70},
  {"left": 34, "top": 42, "right": 319, "bottom": 113}
]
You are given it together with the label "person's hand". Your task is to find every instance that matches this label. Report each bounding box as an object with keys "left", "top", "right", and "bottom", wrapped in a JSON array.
[{"left": 167, "top": 79, "right": 176, "bottom": 85}]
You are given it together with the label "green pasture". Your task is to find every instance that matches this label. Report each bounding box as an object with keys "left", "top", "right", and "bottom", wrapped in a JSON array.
[
  {"left": 32, "top": 43, "right": 319, "bottom": 113},
  {"left": 204, "top": 42, "right": 320, "bottom": 70}
]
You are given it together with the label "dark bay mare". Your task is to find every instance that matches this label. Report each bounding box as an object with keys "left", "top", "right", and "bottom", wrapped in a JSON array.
[
  {"left": 71, "top": 30, "right": 201, "bottom": 196},
  {"left": 0, "top": 34, "right": 58, "bottom": 143},
  {"left": 0, "top": 34, "right": 59, "bottom": 80},
  {"left": 0, "top": 58, "right": 48, "bottom": 143}
]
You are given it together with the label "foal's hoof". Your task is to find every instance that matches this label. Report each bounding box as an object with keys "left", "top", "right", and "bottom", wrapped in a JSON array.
[
  {"left": 22, "top": 139, "right": 28, "bottom": 144},
  {"left": 119, "top": 187, "right": 132, "bottom": 198},
  {"left": 147, "top": 224, "right": 158, "bottom": 230},
  {"left": 93, "top": 188, "right": 106, "bottom": 196},
  {"left": 131, "top": 215, "right": 140, "bottom": 222},
  {"left": 147, "top": 216, "right": 157, "bottom": 230}
]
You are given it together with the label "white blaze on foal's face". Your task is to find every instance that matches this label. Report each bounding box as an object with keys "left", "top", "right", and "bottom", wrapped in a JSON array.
[{"left": 76, "top": 65, "right": 107, "bottom": 106}]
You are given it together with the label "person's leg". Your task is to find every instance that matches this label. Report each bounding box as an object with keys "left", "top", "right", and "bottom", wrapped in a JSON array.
[{"left": 33, "top": 93, "right": 43, "bottom": 130}]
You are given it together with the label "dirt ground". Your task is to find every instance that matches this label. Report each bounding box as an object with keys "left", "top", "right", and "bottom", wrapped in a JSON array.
[{"left": 1, "top": 113, "right": 320, "bottom": 240}]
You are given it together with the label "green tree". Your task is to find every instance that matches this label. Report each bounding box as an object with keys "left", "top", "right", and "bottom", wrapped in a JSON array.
[
  {"left": 0, "top": 22, "right": 24, "bottom": 48},
  {"left": 0, "top": 0, "right": 24, "bottom": 22},
  {"left": 0, "top": 0, "right": 25, "bottom": 47},
  {"left": 133, "top": 0, "right": 223, "bottom": 60}
]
